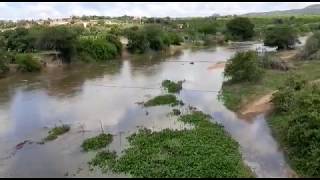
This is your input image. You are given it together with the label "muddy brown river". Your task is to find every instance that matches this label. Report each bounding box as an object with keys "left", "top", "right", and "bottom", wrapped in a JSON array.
[{"left": 0, "top": 38, "right": 308, "bottom": 177}]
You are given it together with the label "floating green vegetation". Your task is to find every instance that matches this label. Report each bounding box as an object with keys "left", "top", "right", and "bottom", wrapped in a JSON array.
[
  {"left": 89, "top": 150, "right": 117, "bottom": 172},
  {"left": 43, "top": 125, "right": 70, "bottom": 142},
  {"left": 161, "top": 80, "right": 184, "bottom": 93},
  {"left": 89, "top": 111, "right": 253, "bottom": 178},
  {"left": 172, "top": 108, "right": 181, "bottom": 116},
  {"left": 82, "top": 133, "right": 113, "bottom": 152},
  {"left": 144, "top": 94, "right": 184, "bottom": 107}
]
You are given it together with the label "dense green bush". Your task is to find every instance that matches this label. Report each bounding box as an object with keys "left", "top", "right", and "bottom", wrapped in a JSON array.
[
  {"left": 226, "top": 17, "right": 254, "bottom": 41},
  {"left": 272, "top": 75, "right": 306, "bottom": 113},
  {"left": 271, "top": 76, "right": 320, "bottom": 177},
  {"left": 78, "top": 37, "right": 118, "bottom": 62},
  {"left": 301, "top": 31, "right": 320, "bottom": 59},
  {"left": 144, "top": 25, "right": 170, "bottom": 51},
  {"left": 36, "top": 26, "right": 78, "bottom": 63},
  {"left": 16, "top": 54, "right": 41, "bottom": 72},
  {"left": 127, "top": 29, "right": 149, "bottom": 54},
  {"left": 264, "top": 25, "right": 298, "bottom": 50},
  {"left": 224, "top": 51, "right": 264, "bottom": 83},
  {"left": 126, "top": 25, "right": 181, "bottom": 53},
  {"left": 0, "top": 59, "right": 9, "bottom": 77},
  {"left": 168, "top": 32, "right": 184, "bottom": 45},
  {"left": 105, "top": 34, "right": 122, "bottom": 55}
]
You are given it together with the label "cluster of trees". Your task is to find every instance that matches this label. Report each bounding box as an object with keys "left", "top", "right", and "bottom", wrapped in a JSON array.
[
  {"left": 272, "top": 76, "right": 320, "bottom": 177},
  {"left": 125, "top": 25, "right": 183, "bottom": 53},
  {"left": 0, "top": 24, "right": 124, "bottom": 77}
]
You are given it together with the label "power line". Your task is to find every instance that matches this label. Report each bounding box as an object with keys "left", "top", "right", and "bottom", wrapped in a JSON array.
[{"left": 86, "top": 83, "right": 221, "bottom": 93}]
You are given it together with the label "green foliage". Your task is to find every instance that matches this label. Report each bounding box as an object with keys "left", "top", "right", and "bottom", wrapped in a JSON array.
[
  {"left": 264, "top": 25, "right": 298, "bottom": 50},
  {"left": 16, "top": 54, "right": 41, "bottom": 72},
  {"left": 197, "top": 22, "right": 217, "bottom": 35},
  {"left": 0, "top": 59, "right": 9, "bottom": 77},
  {"left": 144, "top": 94, "right": 183, "bottom": 107},
  {"left": 81, "top": 133, "right": 113, "bottom": 152},
  {"left": 105, "top": 34, "right": 122, "bottom": 55},
  {"left": 144, "top": 25, "right": 170, "bottom": 51},
  {"left": 109, "top": 111, "right": 253, "bottom": 178},
  {"left": 127, "top": 28, "right": 149, "bottom": 54},
  {"left": 161, "top": 80, "right": 183, "bottom": 93},
  {"left": 78, "top": 37, "right": 118, "bottom": 62},
  {"left": 272, "top": 75, "right": 306, "bottom": 113},
  {"left": 36, "top": 26, "right": 78, "bottom": 63},
  {"left": 0, "top": 50, "right": 11, "bottom": 77},
  {"left": 271, "top": 76, "right": 320, "bottom": 177},
  {"left": 226, "top": 17, "right": 254, "bottom": 41},
  {"left": 258, "top": 52, "right": 290, "bottom": 71},
  {"left": 302, "top": 31, "right": 320, "bottom": 59},
  {"left": 43, "top": 125, "right": 70, "bottom": 142},
  {"left": 168, "top": 32, "right": 183, "bottom": 45},
  {"left": 89, "top": 150, "right": 117, "bottom": 172},
  {"left": 224, "top": 51, "right": 264, "bottom": 83},
  {"left": 3, "top": 28, "right": 27, "bottom": 52},
  {"left": 126, "top": 25, "right": 182, "bottom": 53}
]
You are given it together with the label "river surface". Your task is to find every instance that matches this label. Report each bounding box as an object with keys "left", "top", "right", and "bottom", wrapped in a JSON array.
[{"left": 0, "top": 39, "right": 308, "bottom": 178}]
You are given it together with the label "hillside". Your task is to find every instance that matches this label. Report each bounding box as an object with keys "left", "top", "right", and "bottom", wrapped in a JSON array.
[{"left": 244, "top": 4, "right": 320, "bottom": 16}]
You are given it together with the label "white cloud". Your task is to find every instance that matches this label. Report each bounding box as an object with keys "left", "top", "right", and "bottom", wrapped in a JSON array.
[{"left": 0, "top": 2, "right": 319, "bottom": 20}]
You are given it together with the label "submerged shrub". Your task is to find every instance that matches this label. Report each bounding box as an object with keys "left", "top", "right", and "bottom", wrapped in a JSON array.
[
  {"left": 81, "top": 133, "right": 113, "bottom": 152},
  {"left": 78, "top": 37, "right": 118, "bottom": 62},
  {"left": 161, "top": 80, "right": 183, "bottom": 93},
  {"left": 44, "top": 125, "right": 70, "bottom": 142},
  {"left": 264, "top": 25, "right": 298, "bottom": 50},
  {"left": 16, "top": 54, "right": 41, "bottom": 72},
  {"left": 144, "top": 94, "right": 183, "bottom": 107}
]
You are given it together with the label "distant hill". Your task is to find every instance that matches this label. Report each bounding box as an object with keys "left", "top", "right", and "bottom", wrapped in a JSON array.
[{"left": 243, "top": 4, "right": 320, "bottom": 16}]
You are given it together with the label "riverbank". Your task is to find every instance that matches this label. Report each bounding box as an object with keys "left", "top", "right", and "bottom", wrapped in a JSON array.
[
  {"left": 221, "top": 49, "right": 320, "bottom": 112},
  {"left": 220, "top": 50, "right": 320, "bottom": 177}
]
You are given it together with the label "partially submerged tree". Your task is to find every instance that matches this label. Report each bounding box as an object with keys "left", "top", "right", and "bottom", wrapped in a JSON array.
[
  {"left": 264, "top": 25, "right": 298, "bottom": 50},
  {"left": 36, "top": 26, "right": 78, "bottom": 63}
]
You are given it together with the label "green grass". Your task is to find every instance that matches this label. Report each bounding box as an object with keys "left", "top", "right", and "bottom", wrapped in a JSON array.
[
  {"left": 144, "top": 94, "right": 184, "bottom": 107},
  {"left": 89, "top": 111, "right": 254, "bottom": 178},
  {"left": 43, "top": 125, "right": 70, "bottom": 142},
  {"left": 81, "top": 133, "right": 113, "bottom": 152},
  {"left": 220, "top": 60, "right": 320, "bottom": 111},
  {"left": 161, "top": 80, "right": 183, "bottom": 93}
]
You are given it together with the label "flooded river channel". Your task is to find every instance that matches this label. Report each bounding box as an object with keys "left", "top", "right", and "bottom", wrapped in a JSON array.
[{"left": 0, "top": 39, "right": 307, "bottom": 177}]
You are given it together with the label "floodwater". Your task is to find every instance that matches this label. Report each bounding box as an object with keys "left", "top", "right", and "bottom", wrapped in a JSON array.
[{"left": 0, "top": 39, "right": 306, "bottom": 177}]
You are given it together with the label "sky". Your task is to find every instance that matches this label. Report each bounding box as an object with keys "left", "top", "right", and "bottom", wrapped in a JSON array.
[{"left": 0, "top": 2, "right": 319, "bottom": 20}]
